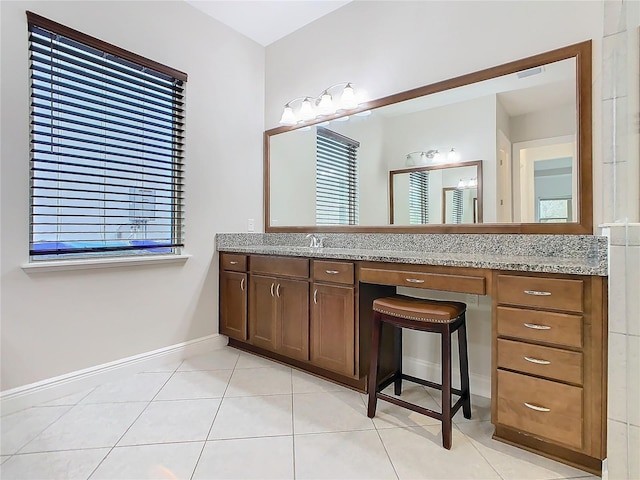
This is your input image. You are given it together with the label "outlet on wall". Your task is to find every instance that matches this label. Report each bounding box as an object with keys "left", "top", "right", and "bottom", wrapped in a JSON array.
[{"left": 247, "top": 218, "right": 255, "bottom": 232}]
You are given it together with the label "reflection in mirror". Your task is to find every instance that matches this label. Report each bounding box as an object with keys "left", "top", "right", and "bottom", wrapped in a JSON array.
[
  {"left": 389, "top": 161, "right": 482, "bottom": 225},
  {"left": 266, "top": 41, "right": 592, "bottom": 233}
]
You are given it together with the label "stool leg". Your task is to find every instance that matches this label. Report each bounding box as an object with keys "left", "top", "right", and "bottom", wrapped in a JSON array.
[
  {"left": 458, "top": 317, "right": 472, "bottom": 419},
  {"left": 367, "top": 312, "right": 383, "bottom": 418},
  {"left": 441, "top": 324, "right": 452, "bottom": 450},
  {"left": 394, "top": 326, "right": 402, "bottom": 395}
]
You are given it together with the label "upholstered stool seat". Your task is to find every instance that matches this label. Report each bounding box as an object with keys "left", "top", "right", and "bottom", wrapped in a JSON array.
[{"left": 367, "top": 295, "right": 471, "bottom": 449}]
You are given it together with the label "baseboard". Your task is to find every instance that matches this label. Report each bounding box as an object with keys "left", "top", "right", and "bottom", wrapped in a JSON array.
[
  {"left": 1, "top": 334, "right": 228, "bottom": 415},
  {"left": 402, "top": 355, "right": 491, "bottom": 398}
]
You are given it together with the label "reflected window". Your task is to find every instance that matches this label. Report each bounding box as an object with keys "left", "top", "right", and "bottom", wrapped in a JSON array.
[
  {"left": 316, "top": 128, "right": 359, "bottom": 225},
  {"left": 409, "top": 171, "right": 429, "bottom": 224},
  {"left": 538, "top": 197, "right": 572, "bottom": 223}
]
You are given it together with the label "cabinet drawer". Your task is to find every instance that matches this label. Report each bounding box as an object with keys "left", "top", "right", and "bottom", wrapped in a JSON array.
[
  {"left": 250, "top": 255, "right": 309, "bottom": 279},
  {"left": 359, "top": 268, "right": 485, "bottom": 294},
  {"left": 497, "top": 338, "right": 583, "bottom": 385},
  {"left": 497, "top": 370, "right": 583, "bottom": 449},
  {"left": 313, "top": 261, "right": 354, "bottom": 285},
  {"left": 221, "top": 253, "right": 247, "bottom": 272},
  {"left": 496, "top": 306, "right": 582, "bottom": 348},
  {"left": 496, "top": 275, "right": 583, "bottom": 312}
]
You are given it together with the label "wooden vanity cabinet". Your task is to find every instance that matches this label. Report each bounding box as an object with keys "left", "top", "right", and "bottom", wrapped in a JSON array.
[
  {"left": 492, "top": 272, "right": 607, "bottom": 473},
  {"left": 310, "top": 261, "right": 356, "bottom": 377},
  {"left": 248, "top": 256, "right": 310, "bottom": 362},
  {"left": 219, "top": 254, "right": 248, "bottom": 341}
]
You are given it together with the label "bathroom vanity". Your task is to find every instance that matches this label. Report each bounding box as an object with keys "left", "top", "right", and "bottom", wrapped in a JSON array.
[{"left": 217, "top": 234, "right": 608, "bottom": 475}]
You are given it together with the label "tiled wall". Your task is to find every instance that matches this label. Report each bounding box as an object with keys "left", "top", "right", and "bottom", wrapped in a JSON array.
[{"left": 601, "top": 2, "right": 640, "bottom": 479}]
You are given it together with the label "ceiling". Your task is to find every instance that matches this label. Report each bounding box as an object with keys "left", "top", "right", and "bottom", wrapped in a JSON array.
[{"left": 185, "top": 0, "right": 352, "bottom": 46}]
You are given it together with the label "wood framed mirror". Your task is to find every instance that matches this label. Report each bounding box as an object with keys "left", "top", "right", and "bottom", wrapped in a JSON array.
[{"left": 265, "top": 40, "right": 592, "bottom": 234}]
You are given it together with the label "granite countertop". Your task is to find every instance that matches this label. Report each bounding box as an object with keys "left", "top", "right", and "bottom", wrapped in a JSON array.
[{"left": 216, "top": 234, "right": 607, "bottom": 276}]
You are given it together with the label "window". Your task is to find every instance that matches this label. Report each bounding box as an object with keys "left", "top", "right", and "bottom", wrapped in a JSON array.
[
  {"left": 315, "top": 127, "right": 359, "bottom": 225},
  {"left": 27, "top": 12, "right": 186, "bottom": 260},
  {"left": 408, "top": 171, "right": 429, "bottom": 224}
]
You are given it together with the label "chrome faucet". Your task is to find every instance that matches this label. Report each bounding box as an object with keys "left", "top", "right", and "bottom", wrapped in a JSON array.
[{"left": 306, "top": 234, "right": 325, "bottom": 248}]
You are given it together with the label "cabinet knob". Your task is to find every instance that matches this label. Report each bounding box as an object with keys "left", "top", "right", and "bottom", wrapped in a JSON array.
[
  {"left": 276, "top": 284, "right": 281, "bottom": 297},
  {"left": 240, "top": 278, "right": 245, "bottom": 291},
  {"left": 270, "top": 283, "right": 275, "bottom": 297},
  {"left": 313, "top": 288, "right": 318, "bottom": 304},
  {"left": 325, "top": 270, "right": 339, "bottom": 275},
  {"left": 229, "top": 261, "right": 238, "bottom": 265},
  {"left": 405, "top": 278, "right": 425, "bottom": 284}
]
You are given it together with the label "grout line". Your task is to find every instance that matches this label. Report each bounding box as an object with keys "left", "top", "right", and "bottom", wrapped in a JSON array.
[
  {"left": 461, "top": 424, "right": 505, "bottom": 480},
  {"left": 11, "top": 403, "right": 76, "bottom": 456},
  {"left": 189, "top": 349, "right": 240, "bottom": 480},
  {"left": 372, "top": 419, "right": 400, "bottom": 480},
  {"left": 291, "top": 366, "right": 297, "bottom": 480}
]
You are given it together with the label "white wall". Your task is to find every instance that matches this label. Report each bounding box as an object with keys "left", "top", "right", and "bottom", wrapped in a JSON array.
[
  {"left": 0, "top": 1, "right": 265, "bottom": 391},
  {"left": 265, "top": 0, "right": 603, "bottom": 395}
]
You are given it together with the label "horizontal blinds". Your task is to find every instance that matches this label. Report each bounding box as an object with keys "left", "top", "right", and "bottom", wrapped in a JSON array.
[
  {"left": 409, "top": 171, "right": 429, "bottom": 224},
  {"left": 28, "top": 17, "right": 185, "bottom": 257},
  {"left": 316, "top": 127, "right": 359, "bottom": 225}
]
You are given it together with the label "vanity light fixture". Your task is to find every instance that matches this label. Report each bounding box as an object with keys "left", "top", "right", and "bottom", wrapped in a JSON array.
[
  {"left": 279, "top": 82, "right": 363, "bottom": 125},
  {"left": 405, "top": 149, "right": 450, "bottom": 166}
]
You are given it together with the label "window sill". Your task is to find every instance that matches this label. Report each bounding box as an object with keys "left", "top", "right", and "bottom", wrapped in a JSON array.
[{"left": 21, "top": 254, "right": 191, "bottom": 273}]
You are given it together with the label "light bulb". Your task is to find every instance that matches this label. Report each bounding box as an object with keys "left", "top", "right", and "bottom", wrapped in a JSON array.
[
  {"left": 469, "top": 177, "right": 477, "bottom": 187},
  {"left": 317, "top": 92, "right": 335, "bottom": 115},
  {"left": 433, "top": 150, "right": 442, "bottom": 163},
  {"left": 458, "top": 179, "right": 466, "bottom": 188},
  {"left": 300, "top": 97, "right": 315, "bottom": 121},
  {"left": 448, "top": 148, "right": 459, "bottom": 162},
  {"left": 340, "top": 83, "right": 358, "bottom": 109},
  {"left": 420, "top": 152, "right": 427, "bottom": 164},
  {"left": 279, "top": 105, "right": 296, "bottom": 125}
]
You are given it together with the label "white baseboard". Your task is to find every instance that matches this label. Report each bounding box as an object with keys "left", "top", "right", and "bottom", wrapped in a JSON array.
[
  {"left": 1, "top": 334, "right": 228, "bottom": 415},
  {"left": 402, "top": 355, "right": 491, "bottom": 399}
]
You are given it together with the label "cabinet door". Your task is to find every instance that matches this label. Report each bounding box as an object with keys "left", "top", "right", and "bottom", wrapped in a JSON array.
[
  {"left": 220, "top": 271, "right": 247, "bottom": 341},
  {"left": 276, "top": 278, "right": 310, "bottom": 361},
  {"left": 249, "top": 275, "right": 277, "bottom": 352},
  {"left": 310, "top": 283, "right": 355, "bottom": 376}
]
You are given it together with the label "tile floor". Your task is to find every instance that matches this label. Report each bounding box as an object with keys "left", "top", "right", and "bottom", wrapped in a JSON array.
[{"left": 1, "top": 347, "right": 598, "bottom": 480}]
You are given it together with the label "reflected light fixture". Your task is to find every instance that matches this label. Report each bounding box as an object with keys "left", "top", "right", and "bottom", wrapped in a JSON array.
[{"left": 279, "top": 82, "right": 364, "bottom": 125}]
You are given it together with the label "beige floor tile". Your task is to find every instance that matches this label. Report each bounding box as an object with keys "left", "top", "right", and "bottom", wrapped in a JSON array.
[
  {"left": 155, "top": 370, "right": 232, "bottom": 400},
  {"left": 20, "top": 403, "right": 147, "bottom": 453},
  {"left": 91, "top": 442, "right": 204, "bottom": 480},
  {"left": 292, "top": 369, "right": 352, "bottom": 394},
  {"left": 0, "top": 406, "right": 71, "bottom": 455},
  {"left": 294, "top": 430, "right": 397, "bottom": 480},
  {"left": 1, "top": 456, "right": 10, "bottom": 465},
  {"left": 293, "top": 391, "right": 375, "bottom": 434},
  {"left": 177, "top": 348, "right": 240, "bottom": 371},
  {"left": 378, "top": 425, "right": 500, "bottom": 479},
  {"left": 193, "top": 436, "right": 294, "bottom": 479},
  {"left": 425, "top": 387, "right": 491, "bottom": 424},
  {"left": 209, "top": 394, "right": 293, "bottom": 439},
  {"left": 41, "top": 388, "right": 94, "bottom": 406},
  {"left": 80, "top": 372, "right": 171, "bottom": 404},
  {"left": 118, "top": 399, "right": 221, "bottom": 445},
  {"left": 225, "top": 366, "right": 292, "bottom": 397},
  {"left": 458, "top": 421, "right": 595, "bottom": 480},
  {"left": 0, "top": 449, "right": 109, "bottom": 480}
]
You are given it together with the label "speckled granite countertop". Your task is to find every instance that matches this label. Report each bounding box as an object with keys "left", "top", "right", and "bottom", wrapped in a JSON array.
[{"left": 216, "top": 233, "right": 608, "bottom": 276}]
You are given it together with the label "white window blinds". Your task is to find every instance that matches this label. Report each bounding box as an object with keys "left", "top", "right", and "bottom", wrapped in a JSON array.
[
  {"left": 28, "top": 12, "right": 186, "bottom": 259},
  {"left": 315, "top": 127, "right": 359, "bottom": 225}
]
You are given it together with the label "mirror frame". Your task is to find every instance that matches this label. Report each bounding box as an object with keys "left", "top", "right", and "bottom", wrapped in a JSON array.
[
  {"left": 264, "top": 40, "right": 592, "bottom": 234},
  {"left": 389, "top": 160, "right": 484, "bottom": 225}
]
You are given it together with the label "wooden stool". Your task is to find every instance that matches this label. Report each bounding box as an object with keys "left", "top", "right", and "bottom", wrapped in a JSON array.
[{"left": 367, "top": 295, "right": 471, "bottom": 449}]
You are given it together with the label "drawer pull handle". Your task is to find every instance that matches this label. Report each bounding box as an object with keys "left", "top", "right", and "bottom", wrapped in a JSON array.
[
  {"left": 276, "top": 284, "right": 281, "bottom": 297},
  {"left": 524, "top": 290, "right": 552, "bottom": 296},
  {"left": 240, "top": 278, "right": 245, "bottom": 291},
  {"left": 524, "top": 402, "right": 551, "bottom": 412},
  {"left": 270, "top": 283, "right": 275, "bottom": 297},
  {"left": 523, "top": 323, "right": 551, "bottom": 330},
  {"left": 313, "top": 289, "right": 318, "bottom": 304},
  {"left": 229, "top": 261, "right": 238, "bottom": 265},
  {"left": 326, "top": 270, "right": 340, "bottom": 275},
  {"left": 406, "top": 278, "right": 425, "bottom": 284},
  {"left": 524, "top": 356, "right": 551, "bottom": 365}
]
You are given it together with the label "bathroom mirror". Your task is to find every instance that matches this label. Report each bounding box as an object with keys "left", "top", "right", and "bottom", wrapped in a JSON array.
[
  {"left": 265, "top": 40, "right": 592, "bottom": 234},
  {"left": 389, "top": 161, "right": 482, "bottom": 225}
]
